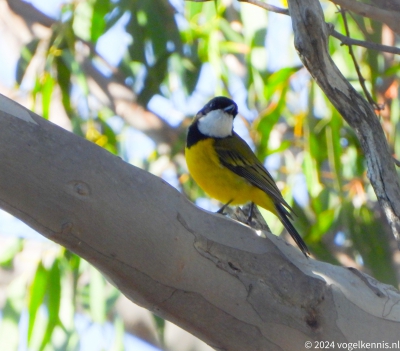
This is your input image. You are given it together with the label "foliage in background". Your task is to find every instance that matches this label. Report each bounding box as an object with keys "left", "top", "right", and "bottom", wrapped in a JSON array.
[{"left": 1, "top": 0, "right": 400, "bottom": 350}]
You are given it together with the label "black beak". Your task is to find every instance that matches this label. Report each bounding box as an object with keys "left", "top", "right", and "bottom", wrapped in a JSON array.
[{"left": 223, "top": 104, "right": 237, "bottom": 115}]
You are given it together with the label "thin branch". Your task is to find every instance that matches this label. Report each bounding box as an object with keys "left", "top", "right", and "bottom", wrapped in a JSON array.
[
  {"left": 330, "top": 28, "right": 400, "bottom": 55},
  {"left": 237, "top": 0, "right": 289, "bottom": 15},
  {"left": 339, "top": 8, "right": 383, "bottom": 111},
  {"left": 231, "top": 0, "right": 400, "bottom": 57},
  {"left": 393, "top": 156, "right": 400, "bottom": 167},
  {"left": 187, "top": 0, "right": 290, "bottom": 14}
]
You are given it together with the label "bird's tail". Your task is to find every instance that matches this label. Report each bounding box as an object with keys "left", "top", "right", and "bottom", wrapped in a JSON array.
[{"left": 275, "top": 203, "right": 309, "bottom": 257}]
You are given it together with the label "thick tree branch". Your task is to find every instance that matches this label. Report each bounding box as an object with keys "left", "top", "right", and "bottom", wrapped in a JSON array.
[
  {"left": 288, "top": 0, "right": 400, "bottom": 248},
  {"left": 370, "top": 0, "right": 400, "bottom": 12},
  {"left": 328, "top": 0, "right": 400, "bottom": 35},
  {"left": 1, "top": 94, "right": 400, "bottom": 350}
]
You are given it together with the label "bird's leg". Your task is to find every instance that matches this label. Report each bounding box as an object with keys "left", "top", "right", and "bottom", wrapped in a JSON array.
[
  {"left": 217, "top": 199, "right": 233, "bottom": 214},
  {"left": 246, "top": 202, "right": 255, "bottom": 224}
]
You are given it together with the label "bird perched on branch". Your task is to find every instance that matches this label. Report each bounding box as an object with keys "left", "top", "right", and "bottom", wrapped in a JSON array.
[{"left": 185, "top": 96, "right": 309, "bottom": 257}]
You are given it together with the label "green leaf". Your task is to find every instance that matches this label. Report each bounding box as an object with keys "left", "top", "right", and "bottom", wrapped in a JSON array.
[
  {"left": 61, "top": 50, "right": 89, "bottom": 96},
  {"left": 105, "top": 286, "right": 120, "bottom": 313},
  {"left": 97, "top": 112, "right": 118, "bottom": 154},
  {"left": 218, "top": 18, "right": 244, "bottom": 44},
  {"left": 146, "top": 1, "right": 181, "bottom": 58},
  {"left": 325, "top": 110, "right": 344, "bottom": 193},
  {"left": 72, "top": 1, "right": 93, "bottom": 41},
  {"left": 346, "top": 205, "right": 398, "bottom": 286},
  {"left": 89, "top": 266, "right": 106, "bottom": 324},
  {"left": 55, "top": 55, "right": 72, "bottom": 116},
  {"left": 303, "top": 147, "right": 323, "bottom": 199},
  {"left": 152, "top": 314, "right": 166, "bottom": 346},
  {"left": 170, "top": 54, "right": 202, "bottom": 96},
  {"left": 247, "top": 66, "right": 266, "bottom": 105},
  {"left": 39, "top": 259, "right": 62, "bottom": 351},
  {"left": 309, "top": 209, "right": 335, "bottom": 240},
  {"left": 256, "top": 84, "right": 289, "bottom": 160},
  {"left": 0, "top": 238, "right": 23, "bottom": 268},
  {"left": 310, "top": 187, "right": 331, "bottom": 215},
  {"left": 110, "top": 316, "right": 125, "bottom": 351},
  {"left": 16, "top": 39, "right": 40, "bottom": 85},
  {"left": 0, "top": 300, "right": 20, "bottom": 351},
  {"left": 28, "top": 262, "right": 48, "bottom": 343},
  {"left": 0, "top": 276, "right": 26, "bottom": 351},
  {"left": 138, "top": 53, "right": 170, "bottom": 105},
  {"left": 127, "top": 0, "right": 181, "bottom": 64},
  {"left": 185, "top": 1, "right": 206, "bottom": 21},
  {"left": 264, "top": 66, "right": 300, "bottom": 102},
  {"left": 41, "top": 72, "right": 55, "bottom": 120},
  {"left": 91, "top": 0, "right": 110, "bottom": 42},
  {"left": 70, "top": 116, "right": 85, "bottom": 137},
  {"left": 383, "top": 63, "right": 400, "bottom": 77},
  {"left": 267, "top": 140, "right": 291, "bottom": 155},
  {"left": 126, "top": 14, "right": 145, "bottom": 63}
]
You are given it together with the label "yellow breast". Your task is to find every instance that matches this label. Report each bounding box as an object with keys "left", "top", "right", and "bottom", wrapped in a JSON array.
[{"left": 185, "top": 138, "right": 254, "bottom": 205}]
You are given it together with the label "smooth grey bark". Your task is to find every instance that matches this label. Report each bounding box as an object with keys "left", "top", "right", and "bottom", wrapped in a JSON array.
[{"left": 1, "top": 94, "right": 400, "bottom": 351}]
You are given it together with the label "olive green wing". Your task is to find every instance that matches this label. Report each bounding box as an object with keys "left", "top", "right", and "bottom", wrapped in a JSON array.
[
  {"left": 214, "top": 132, "right": 293, "bottom": 214},
  {"left": 215, "top": 132, "right": 310, "bottom": 256}
]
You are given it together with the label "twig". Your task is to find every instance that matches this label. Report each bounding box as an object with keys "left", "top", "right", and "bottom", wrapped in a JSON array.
[
  {"left": 393, "top": 156, "right": 400, "bottom": 167},
  {"left": 330, "top": 29, "right": 400, "bottom": 55},
  {"left": 339, "top": 8, "right": 383, "bottom": 111},
  {"left": 237, "top": 0, "right": 289, "bottom": 15}
]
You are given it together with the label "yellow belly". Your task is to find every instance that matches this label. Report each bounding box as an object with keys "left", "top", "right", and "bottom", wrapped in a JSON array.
[{"left": 185, "top": 139, "right": 276, "bottom": 214}]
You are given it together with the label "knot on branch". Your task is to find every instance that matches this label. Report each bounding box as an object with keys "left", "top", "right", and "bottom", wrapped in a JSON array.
[{"left": 68, "top": 180, "right": 91, "bottom": 196}]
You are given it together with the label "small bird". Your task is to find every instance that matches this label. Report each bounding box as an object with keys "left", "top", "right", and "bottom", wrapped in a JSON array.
[{"left": 185, "top": 96, "right": 309, "bottom": 256}]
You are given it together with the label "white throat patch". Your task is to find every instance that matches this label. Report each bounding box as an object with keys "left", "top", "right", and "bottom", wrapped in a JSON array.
[{"left": 197, "top": 109, "right": 233, "bottom": 138}]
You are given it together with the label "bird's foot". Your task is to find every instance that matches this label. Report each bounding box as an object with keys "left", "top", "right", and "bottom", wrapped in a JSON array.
[{"left": 216, "top": 199, "right": 233, "bottom": 214}]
